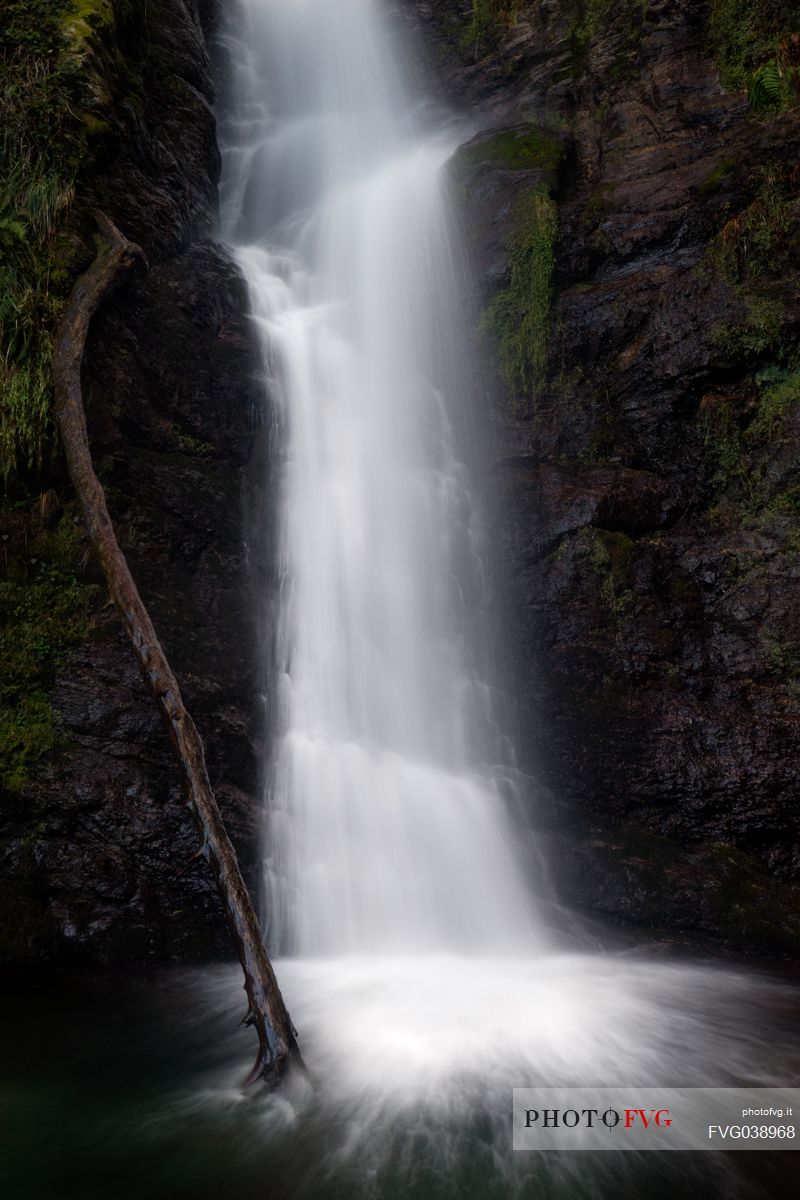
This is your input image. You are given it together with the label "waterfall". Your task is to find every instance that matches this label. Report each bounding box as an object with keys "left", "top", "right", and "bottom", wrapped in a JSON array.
[
  {"left": 3, "top": 5, "right": 798, "bottom": 1198},
  {"left": 208, "top": 5, "right": 797, "bottom": 1190},
  {"left": 219, "top": 0, "right": 546, "bottom": 958}
]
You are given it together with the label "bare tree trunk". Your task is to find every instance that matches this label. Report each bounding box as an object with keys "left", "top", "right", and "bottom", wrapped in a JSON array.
[{"left": 53, "top": 212, "right": 303, "bottom": 1086}]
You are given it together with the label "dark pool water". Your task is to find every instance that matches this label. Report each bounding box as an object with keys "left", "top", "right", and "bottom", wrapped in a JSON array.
[{"left": 1, "top": 959, "right": 798, "bottom": 1200}]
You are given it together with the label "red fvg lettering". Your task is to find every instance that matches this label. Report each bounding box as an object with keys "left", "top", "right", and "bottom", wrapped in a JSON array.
[{"left": 624, "top": 1109, "right": 672, "bottom": 1130}]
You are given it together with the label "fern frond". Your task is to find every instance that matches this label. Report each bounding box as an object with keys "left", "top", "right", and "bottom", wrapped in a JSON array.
[{"left": 750, "top": 59, "right": 784, "bottom": 110}]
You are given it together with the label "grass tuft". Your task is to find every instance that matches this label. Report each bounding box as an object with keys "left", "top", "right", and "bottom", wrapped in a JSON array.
[
  {"left": 0, "top": 1, "right": 111, "bottom": 478},
  {"left": 481, "top": 187, "right": 559, "bottom": 413}
]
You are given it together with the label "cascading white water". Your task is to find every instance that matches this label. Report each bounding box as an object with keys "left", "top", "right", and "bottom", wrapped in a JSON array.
[
  {"left": 219, "top": 0, "right": 545, "bottom": 957},
  {"left": 208, "top": 4, "right": 798, "bottom": 1191}
]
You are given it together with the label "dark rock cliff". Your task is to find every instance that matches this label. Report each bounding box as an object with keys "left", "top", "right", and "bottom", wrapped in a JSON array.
[
  {"left": 0, "top": 0, "right": 266, "bottom": 962},
  {"left": 3, "top": 0, "right": 799, "bottom": 962},
  {"left": 397, "top": 0, "right": 800, "bottom": 954}
]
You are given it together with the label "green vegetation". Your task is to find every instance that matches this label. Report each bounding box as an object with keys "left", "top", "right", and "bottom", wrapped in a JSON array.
[
  {"left": 481, "top": 187, "right": 559, "bottom": 410},
  {"left": 61, "top": 0, "right": 114, "bottom": 48},
  {"left": 700, "top": 155, "right": 739, "bottom": 194},
  {"left": 0, "top": 0, "right": 111, "bottom": 478},
  {"left": 705, "top": 167, "right": 795, "bottom": 283},
  {"left": 0, "top": 497, "right": 97, "bottom": 791},
  {"left": 698, "top": 397, "right": 747, "bottom": 493},
  {"left": 710, "top": 296, "right": 785, "bottom": 359},
  {"left": 577, "top": 180, "right": 616, "bottom": 266},
  {"left": 0, "top": 696, "right": 60, "bottom": 795},
  {"left": 568, "top": 0, "right": 649, "bottom": 75},
  {"left": 708, "top": 0, "right": 800, "bottom": 110},
  {"left": 760, "top": 627, "right": 800, "bottom": 679},
  {"left": 577, "top": 406, "right": 620, "bottom": 465},
  {"left": 748, "top": 364, "right": 800, "bottom": 438},
  {"left": 568, "top": 0, "right": 614, "bottom": 68},
  {"left": 699, "top": 366, "right": 800, "bottom": 497},
  {"left": 176, "top": 430, "right": 215, "bottom": 457},
  {"left": 586, "top": 528, "right": 634, "bottom": 619},
  {"left": 459, "top": 128, "right": 564, "bottom": 173},
  {"left": 460, "top": 1, "right": 519, "bottom": 55},
  {"left": 687, "top": 123, "right": 800, "bottom": 555},
  {"left": 702, "top": 163, "right": 799, "bottom": 500}
]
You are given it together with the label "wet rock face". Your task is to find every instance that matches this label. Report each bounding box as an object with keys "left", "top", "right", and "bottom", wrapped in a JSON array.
[
  {"left": 0, "top": 1, "right": 268, "bottom": 963},
  {"left": 87, "top": 0, "right": 221, "bottom": 259},
  {"left": 402, "top": 0, "right": 800, "bottom": 951},
  {"left": 3, "top": 0, "right": 799, "bottom": 963},
  {"left": 4, "top": 241, "right": 266, "bottom": 964}
]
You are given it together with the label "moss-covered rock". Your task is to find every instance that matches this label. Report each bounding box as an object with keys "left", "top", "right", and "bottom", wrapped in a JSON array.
[
  {"left": 458, "top": 127, "right": 564, "bottom": 172},
  {"left": 0, "top": 0, "right": 217, "bottom": 480},
  {"left": 0, "top": 0, "right": 102, "bottom": 477},
  {"left": 480, "top": 187, "right": 559, "bottom": 410},
  {"left": 61, "top": 0, "right": 114, "bottom": 49},
  {"left": 0, "top": 497, "right": 97, "bottom": 792}
]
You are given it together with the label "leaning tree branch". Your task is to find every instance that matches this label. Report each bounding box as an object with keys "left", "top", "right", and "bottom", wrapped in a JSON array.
[{"left": 53, "top": 211, "right": 303, "bottom": 1086}]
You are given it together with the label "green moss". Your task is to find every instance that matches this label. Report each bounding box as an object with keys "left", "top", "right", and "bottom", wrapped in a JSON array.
[
  {"left": 481, "top": 187, "right": 559, "bottom": 412},
  {"left": 459, "top": 1, "right": 519, "bottom": 56},
  {"left": 590, "top": 226, "right": 613, "bottom": 260},
  {"left": 60, "top": 0, "right": 114, "bottom": 50},
  {"left": 568, "top": 0, "right": 649, "bottom": 74},
  {"left": 585, "top": 528, "right": 635, "bottom": 618},
  {"left": 708, "top": 0, "right": 800, "bottom": 110},
  {"left": 572, "top": 824, "right": 800, "bottom": 951},
  {"left": 176, "top": 430, "right": 215, "bottom": 457},
  {"left": 703, "top": 841, "right": 800, "bottom": 947},
  {"left": 459, "top": 129, "right": 564, "bottom": 173},
  {"left": 601, "top": 530, "right": 633, "bottom": 577},
  {"left": 699, "top": 363, "right": 800, "bottom": 505},
  {"left": 702, "top": 170, "right": 799, "bottom": 504},
  {"left": 0, "top": 0, "right": 111, "bottom": 477},
  {"left": 761, "top": 630, "right": 788, "bottom": 671},
  {"left": 568, "top": 0, "right": 614, "bottom": 68},
  {"left": 700, "top": 155, "right": 739, "bottom": 194},
  {"left": 575, "top": 393, "right": 626, "bottom": 468},
  {"left": 710, "top": 295, "right": 785, "bottom": 359},
  {"left": 705, "top": 167, "right": 795, "bottom": 283},
  {"left": 0, "top": 695, "right": 60, "bottom": 794},
  {"left": 760, "top": 484, "right": 800, "bottom": 520},
  {"left": 698, "top": 397, "right": 746, "bottom": 492},
  {"left": 0, "top": 499, "right": 97, "bottom": 791},
  {"left": 747, "top": 365, "right": 800, "bottom": 440},
  {"left": 581, "top": 182, "right": 615, "bottom": 227}
]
